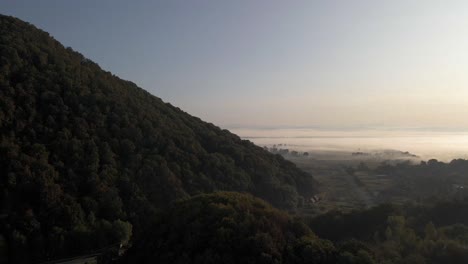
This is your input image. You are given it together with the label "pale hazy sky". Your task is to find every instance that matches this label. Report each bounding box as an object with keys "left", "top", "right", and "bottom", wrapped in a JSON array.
[{"left": 2, "top": 1, "right": 468, "bottom": 129}]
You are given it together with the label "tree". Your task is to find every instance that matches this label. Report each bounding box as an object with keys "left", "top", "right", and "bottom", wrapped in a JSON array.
[{"left": 424, "top": 222, "right": 437, "bottom": 241}]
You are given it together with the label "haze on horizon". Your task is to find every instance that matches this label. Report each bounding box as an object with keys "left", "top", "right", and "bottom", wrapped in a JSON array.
[{"left": 2, "top": 1, "right": 468, "bottom": 129}]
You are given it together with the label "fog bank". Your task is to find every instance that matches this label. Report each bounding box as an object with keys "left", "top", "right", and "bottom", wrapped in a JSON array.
[{"left": 230, "top": 128, "right": 468, "bottom": 161}]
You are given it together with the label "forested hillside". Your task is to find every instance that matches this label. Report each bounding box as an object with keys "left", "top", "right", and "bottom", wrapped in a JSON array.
[{"left": 0, "top": 15, "right": 316, "bottom": 262}]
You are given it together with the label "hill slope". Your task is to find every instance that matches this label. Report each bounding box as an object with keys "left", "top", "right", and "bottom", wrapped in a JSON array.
[{"left": 0, "top": 15, "right": 316, "bottom": 262}]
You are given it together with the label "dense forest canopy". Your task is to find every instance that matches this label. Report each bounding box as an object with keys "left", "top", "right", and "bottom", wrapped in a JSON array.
[
  {"left": 123, "top": 192, "right": 468, "bottom": 264},
  {"left": 0, "top": 14, "right": 316, "bottom": 262},
  {"left": 121, "top": 192, "right": 338, "bottom": 264},
  {"left": 306, "top": 199, "right": 468, "bottom": 264}
]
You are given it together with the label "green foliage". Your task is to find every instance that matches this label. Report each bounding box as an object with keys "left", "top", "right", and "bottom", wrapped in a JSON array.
[
  {"left": 0, "top": 15, "right": 316, "bottom": 262},
  {"left": 308, "top": 201, "right": 468, "bottom": 264},
  {"left": 372, "top": 158, "right": 468, "bottom": 202},
  {"left": 307, "top": 204, "right": 399, "bottom": 241},
  {"left": 122, "top": 192, "right": 340, "bottom": 264}
]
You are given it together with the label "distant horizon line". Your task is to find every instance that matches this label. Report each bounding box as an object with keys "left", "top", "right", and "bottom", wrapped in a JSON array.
[{"left": 224, "top": 125, "right": 468, "bottom": 132}]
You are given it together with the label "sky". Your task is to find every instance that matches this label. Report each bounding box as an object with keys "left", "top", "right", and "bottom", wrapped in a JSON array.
[{"left": 2, "top": 1, "right": 468, "bottom": 129}]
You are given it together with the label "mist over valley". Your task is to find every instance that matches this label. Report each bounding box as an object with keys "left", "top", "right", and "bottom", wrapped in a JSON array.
[{"left": 233, "top": 127, "right": 468, "bottom": 161}]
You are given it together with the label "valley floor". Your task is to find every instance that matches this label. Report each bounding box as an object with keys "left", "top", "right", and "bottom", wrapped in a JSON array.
[
  {"left": 285, "top": 151, "right": 423, "bottom": 215},
  {"left": 290, "top": 157, "right": 377, "bottom": 215}
]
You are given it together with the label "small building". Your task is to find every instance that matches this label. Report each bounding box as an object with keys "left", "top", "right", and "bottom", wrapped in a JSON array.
[{"left": 309, "top": 195, "right": 321, "bottom": 203}]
